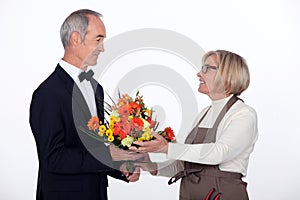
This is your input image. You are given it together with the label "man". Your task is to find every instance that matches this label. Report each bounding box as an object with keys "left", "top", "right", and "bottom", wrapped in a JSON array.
[{"left": 30, "top": 9, "right": 141, "bottom": 200}]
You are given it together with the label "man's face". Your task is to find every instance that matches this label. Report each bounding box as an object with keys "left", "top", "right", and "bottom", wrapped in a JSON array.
[{"left": 79, "top": 15, "right": 106, "bottom": 67}]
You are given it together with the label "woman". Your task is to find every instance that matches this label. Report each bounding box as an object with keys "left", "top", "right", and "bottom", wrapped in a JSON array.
[{"left": 130, "top": 50, "right": 258, "bottom": 200}]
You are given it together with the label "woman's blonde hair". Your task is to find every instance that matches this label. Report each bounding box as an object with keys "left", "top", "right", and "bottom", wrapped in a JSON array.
[{"left": 202, "top": 50, "right": 250, "bottom": 95}]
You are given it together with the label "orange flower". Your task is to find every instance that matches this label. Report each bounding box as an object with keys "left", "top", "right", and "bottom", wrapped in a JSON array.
[
  {"left": 87, "top": 116, "right": 99, "bottom": 131},
  {"left": 117, "top": 94, "right": 130, "bottom": 107},
  {"left": 129, "top": 102, "right": 141, "bottom": 110},
  {"left": 129, "top": 102, "right": 141, "bottom": 116},
  {"left": 118, "top": 104, "right": 130, "bottom": 116}
]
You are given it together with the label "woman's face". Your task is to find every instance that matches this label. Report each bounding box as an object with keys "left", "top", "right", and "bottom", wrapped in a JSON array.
[{"left": 196, "top": 55, "right": 219, "bottom": 98}]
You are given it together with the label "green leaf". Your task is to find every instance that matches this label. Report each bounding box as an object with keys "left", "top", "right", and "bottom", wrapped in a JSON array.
[{"left": 105, "top": 90, "right": 117, "bottom": 108}]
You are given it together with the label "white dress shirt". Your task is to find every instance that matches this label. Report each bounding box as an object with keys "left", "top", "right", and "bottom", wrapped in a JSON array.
[
  {"left": 158, "top": 95, "right": 258, "bottom": 177},
  {"left": 59, "top": 59, "right": 98, "bottom": 117}
]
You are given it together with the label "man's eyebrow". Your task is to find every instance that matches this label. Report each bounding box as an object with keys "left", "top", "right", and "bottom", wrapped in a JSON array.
[{"left": 96, "top": 34, "right": 105, "bottom": 38}]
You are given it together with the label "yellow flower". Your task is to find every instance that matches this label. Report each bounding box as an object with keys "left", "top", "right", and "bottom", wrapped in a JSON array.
[
  {"left": 144, "top": 109, "right": 152, "bottom": 117},
  {"left": 145, "top": 136, "right": 151, "bottom": 141},
  {"left": 99, "top": 125, "right": 107, "bottom": 132},
  {"left": 97, "top": 125, "right": 106, "bottom": 136},
  {"left": 109, "top": 123, "right": 114, "bottom": 129},
  {"left": 143, "top": 127, "right": 151, "bottom": 134},
  {"left": 108, "top": 135, "right": 114, "bottom": 142},
  {"left": 142, "top": 132, "right": 152, "bottom": 141},
  {"left": 106, "top": 129, "right": 113, "bottom": 136},
  {"left": 109, "top": 116, "right": 116, "bottom": 124},
  {"left": 138, "top": 137, "right": 144, "bottom": 142},
  {"left": 128, "top": 115, "right": 133, "bottom": 121},
  {"left": 98, "top": 130, "right": 104, "bottom": 136},
  {"left": 109, "top": 113, "right": 120, "bottom": 123},
  {"left": 121, "top": 136, "right": 134, "bottom": 147}
]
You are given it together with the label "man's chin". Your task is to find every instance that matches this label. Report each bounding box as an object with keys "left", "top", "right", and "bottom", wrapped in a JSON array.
[{"left": 86, "top": 60, "right": 98, "bottom": 67}]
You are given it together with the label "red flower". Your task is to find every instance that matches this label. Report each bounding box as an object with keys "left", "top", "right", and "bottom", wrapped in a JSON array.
[
  {"left": 165, "top": 127, "right": 175, "bottom": 141},
  {"left": 130, "top": 118, "right": 144, "bottom": 131},
  {"left": 113, "top": 123, "right": 128, "bottom": 139},
  {"left": 119, "top": 130, "right": 127, "bottom": 139},
  {"left": 146, "top": 117, "right": 157, "bottom": 129}
]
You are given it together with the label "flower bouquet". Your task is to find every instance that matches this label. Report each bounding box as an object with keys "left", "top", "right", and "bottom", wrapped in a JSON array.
[{"left": 84, "top": 91, "right": 175, "bottom": 150}]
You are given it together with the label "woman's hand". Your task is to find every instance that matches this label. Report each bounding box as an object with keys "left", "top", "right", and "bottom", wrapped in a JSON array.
[
  {"left": 133, "top": 153, "right": 158, "bottom": 175},
  {"left": 129, "top": 132, "right": 168, "bottom": 154},
  {"left": 109, "top": 145, "right": 147, "bottom": 161},
  {"left": 135, "top": 162, "right": 158, "bottom": 175}
]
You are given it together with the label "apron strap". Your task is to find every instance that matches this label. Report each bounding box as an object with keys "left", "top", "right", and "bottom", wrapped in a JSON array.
[
  {"left": 168, "top": 171, "right": 185, "bottom": 185},
  {"left": 202, "top": 95, "right": 242, "bottom": 143},
  {"left": 185, "top": 106, "right": 211, "bottom": 144},
  {"left": 168, "top": 169, "right": 204, "bottom": 185},
  {"left": 212, "top": 95, "right": 242, "bottom": 130}
]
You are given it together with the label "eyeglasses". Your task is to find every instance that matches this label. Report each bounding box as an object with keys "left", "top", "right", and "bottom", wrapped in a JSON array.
[{"left": 201, "top": 64, "right": 218, "bottom": 74}]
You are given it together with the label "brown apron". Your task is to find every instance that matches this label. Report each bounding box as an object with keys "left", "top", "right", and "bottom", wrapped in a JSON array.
[{"left": 169, "top": 96, "right": 249, "bottom": 200}]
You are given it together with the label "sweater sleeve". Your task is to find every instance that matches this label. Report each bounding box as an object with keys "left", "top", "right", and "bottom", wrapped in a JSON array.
[
  {"left": 156, "top": 159, "right": 184, "bottom": 177},
  {"left": 167, "top": 107, "right": 258, "bottom": 165}
]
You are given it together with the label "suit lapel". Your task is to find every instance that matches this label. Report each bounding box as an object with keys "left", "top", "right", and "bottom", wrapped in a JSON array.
[
  {"left": 90, "top": 79, "right": 104, "bottom": 122},
  {"left": 55, "top": 65, "right": 92, "bottom": 120}
]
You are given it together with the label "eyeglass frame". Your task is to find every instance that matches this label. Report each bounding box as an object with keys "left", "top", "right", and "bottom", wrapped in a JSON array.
[{"left": 201, "top": 64, "right": 218, "bottom": 74}]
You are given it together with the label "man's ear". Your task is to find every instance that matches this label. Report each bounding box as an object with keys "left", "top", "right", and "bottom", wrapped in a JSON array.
[{"left": 69, "top": 32, "right": 82, "bottom": 47}]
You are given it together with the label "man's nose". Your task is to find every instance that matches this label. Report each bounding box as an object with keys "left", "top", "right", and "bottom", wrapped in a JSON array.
[{"left": 98, "top": 43, "right": 104, "bottom": 52}]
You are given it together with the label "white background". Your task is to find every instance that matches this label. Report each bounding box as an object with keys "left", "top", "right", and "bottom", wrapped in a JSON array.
[{"left": 1, "top": 0, "right": 300, "bottom": 199}]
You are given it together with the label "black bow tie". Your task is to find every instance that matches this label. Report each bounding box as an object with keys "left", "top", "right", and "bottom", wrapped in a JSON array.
[{"left": 78, "top": 70, "right": 94, "bottom": 82}]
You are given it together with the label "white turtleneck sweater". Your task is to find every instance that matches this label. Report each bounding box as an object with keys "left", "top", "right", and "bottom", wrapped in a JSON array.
[{"left": 158, "top": 95, "right": 258, "bottom": 177}]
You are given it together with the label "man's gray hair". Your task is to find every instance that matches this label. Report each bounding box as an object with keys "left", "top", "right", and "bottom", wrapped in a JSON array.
[{"left": 60, "top": 9, "right": 103, "bottom": 49}]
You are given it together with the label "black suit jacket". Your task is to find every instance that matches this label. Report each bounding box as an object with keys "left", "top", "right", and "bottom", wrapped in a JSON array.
[{"left": 30, "top": 65, "right": 127, "bottom": 200}]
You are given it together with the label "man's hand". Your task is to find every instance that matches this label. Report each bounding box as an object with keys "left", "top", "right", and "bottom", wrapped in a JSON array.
[{"left": 120, "top": 162, "right": 140, "bottom": 182}]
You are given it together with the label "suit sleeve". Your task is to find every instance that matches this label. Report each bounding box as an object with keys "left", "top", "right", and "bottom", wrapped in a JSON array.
[{"left": 29, "top": 86, "right": 126, "bottom": 180}]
